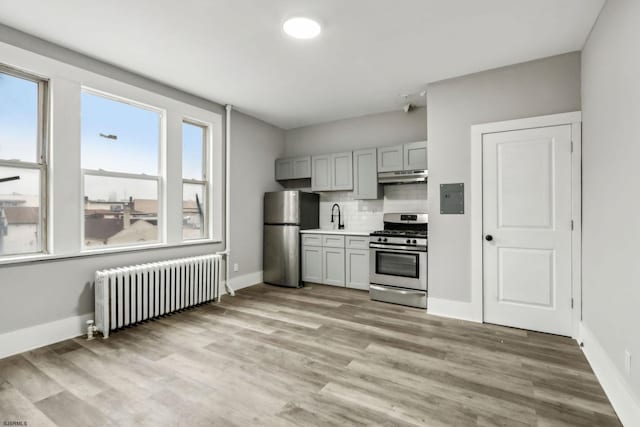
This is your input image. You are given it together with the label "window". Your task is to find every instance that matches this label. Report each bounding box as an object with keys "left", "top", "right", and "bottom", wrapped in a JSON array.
[
  {"left": 0, "top": 51, "right": 224, "bottom": 264},
  {"left": 81, "top": 90, "right": 162, "bottom": 248},
  {"left": 0, "top": 67, "right": 48, "bottom": 257},
  {"left": 182, "top": 121, "right": 208, "bottom": 240}
]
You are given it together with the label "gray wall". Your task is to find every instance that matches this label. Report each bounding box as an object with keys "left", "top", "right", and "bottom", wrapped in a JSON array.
[
  {"left": 0, "top": 245, "right": 223, "bottom": 334},
  {"left": 284, "top": 107, "right": 427, "bottom": 156},
  {"left": 229, "top": 112, "right": 284, "bottom": 279},
  {"left": 582, "top": 0, "right": 640, "bottom": 399},
  {"left": 0, "top": 24, "right": 225, "bottom": 115},
  {"left": 426, "top": 52, "right": 581, "bottom": 301},
  {"left": 0, "top": 25, "right": 284, "bottom": 334}
]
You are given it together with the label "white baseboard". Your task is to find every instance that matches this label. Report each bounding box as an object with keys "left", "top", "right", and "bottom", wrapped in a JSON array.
[
  {"left": 0, "top": 272, "right": 263, "bottom": 360},
  {"left": 0, "top": 313, "right": 94, "bottom": 360},
  {"left": 223, "top": 270, "right": 262, "bottom": 295},
  {"left": 579, "top": 323, "right": 640, "bottom": 426},
  {"left": 427, "top": 297, "right": 482, "bottom": 323}
]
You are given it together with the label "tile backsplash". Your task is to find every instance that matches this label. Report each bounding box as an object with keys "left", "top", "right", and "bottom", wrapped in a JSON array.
[{"left": 317, "top": 183, "right": 427, "bottom": 231}]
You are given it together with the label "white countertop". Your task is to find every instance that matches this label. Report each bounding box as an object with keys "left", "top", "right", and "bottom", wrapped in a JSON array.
[{"left": 300, "top": 229, "right": 372, "bottom": 236}]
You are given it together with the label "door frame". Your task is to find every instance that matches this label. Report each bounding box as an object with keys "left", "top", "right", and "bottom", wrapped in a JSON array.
[{"left": 470, "top": 111, "right": 582, "bottom": 338}]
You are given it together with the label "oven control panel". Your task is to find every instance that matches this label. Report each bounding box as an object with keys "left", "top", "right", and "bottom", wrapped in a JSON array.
[{"left": 369, "top": 235, "right": 427, "bottom": 250}]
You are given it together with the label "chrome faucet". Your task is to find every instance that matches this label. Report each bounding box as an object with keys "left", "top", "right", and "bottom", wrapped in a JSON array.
[{"left": 331, "top": 203, "right": 344, "bottom": 230}]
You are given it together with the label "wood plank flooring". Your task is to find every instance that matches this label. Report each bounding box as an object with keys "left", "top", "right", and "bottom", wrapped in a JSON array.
[{"left": 0, "top": 284, "right": 621, "bottom": 426}]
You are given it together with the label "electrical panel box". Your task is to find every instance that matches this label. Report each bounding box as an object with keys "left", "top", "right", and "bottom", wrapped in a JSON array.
[{"left": 440, "top": 183, "right": 464, "bottom": 214}]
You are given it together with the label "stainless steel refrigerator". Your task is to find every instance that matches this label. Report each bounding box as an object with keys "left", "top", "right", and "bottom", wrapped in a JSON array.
[{"left": 263, "top": 191, "right": 319, "bottom": 288}]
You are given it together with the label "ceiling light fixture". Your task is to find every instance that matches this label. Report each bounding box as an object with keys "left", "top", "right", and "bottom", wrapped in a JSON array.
[{"left": 283, "top": 17, "right": 321, "bottom": 39}]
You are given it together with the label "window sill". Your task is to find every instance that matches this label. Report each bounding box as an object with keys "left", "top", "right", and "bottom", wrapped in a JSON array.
[{"left": 0, "top": 239, "right": 223, "bottom": 267}]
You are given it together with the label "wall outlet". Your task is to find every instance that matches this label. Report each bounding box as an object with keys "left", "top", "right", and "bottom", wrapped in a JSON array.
[
  {"left": 233, "top": 263, "right": 239, "bottom": 272},
  {"left": 625, "top": 350, "right": 632, "bottom": 375}
]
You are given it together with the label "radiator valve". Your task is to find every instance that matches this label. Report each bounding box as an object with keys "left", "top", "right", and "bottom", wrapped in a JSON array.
[{"left": 86, "top": 320, "right": 98, "bottom": 340}]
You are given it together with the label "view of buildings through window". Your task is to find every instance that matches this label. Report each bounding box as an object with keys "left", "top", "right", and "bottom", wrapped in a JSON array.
[
  {"left": 182, "top": 122, "right": 208, "bottom": 240},
  {"left": 1, "top": 73, "right": 213, "bottom": 256},
  {"left": 0, "top": 70, "right": 44, "bottom": 257},
  {"left": 81, "top": 91, "right": 161, "bottom": 247}
]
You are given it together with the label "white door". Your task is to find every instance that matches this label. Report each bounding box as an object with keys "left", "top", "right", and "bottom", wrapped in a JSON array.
[{"left": 483, "top": 125, "right": 573, "bottom": 336}]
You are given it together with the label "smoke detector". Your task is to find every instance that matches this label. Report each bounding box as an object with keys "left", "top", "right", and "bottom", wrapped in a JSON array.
[{"left": 399, "top": 90, "right": 426, "bottom": 113}]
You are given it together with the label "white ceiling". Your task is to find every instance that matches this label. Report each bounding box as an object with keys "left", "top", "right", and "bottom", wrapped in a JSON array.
[{"left": 0, "top": 0, "right": 604, "bottom": 129}]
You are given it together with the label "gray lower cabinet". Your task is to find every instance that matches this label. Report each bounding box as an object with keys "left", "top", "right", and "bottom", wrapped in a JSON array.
[
  {"left": 302, "top": 234, "right": 369, "bottom": 290},
  {"left": 353, "top": 148, "right": 379, "bottom": 199},
  {"left": 322, "top": 246, "right": 345, "bottom": 286},
  {"left": 346, "top": 248, "right": 370, "bottom": 290},
  {"left": 301, "top": 245, "right": 322, "bottom": 283}
]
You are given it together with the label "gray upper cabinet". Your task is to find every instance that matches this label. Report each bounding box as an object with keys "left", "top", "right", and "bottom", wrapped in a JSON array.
[
  {"left": 278, "top": 141, "right": 425, "bottom": 190},
  {"left": 275, "top": 156, "right": 311, "bottom": 181},
  {"left": 377, "top": 144, "right": 404, "bottom": 172},
  {"left": 311, "top": 155, "right": 332, "bottom": 191},
  {"left": 312, "top": 152, "right": 353, "bottom": 191},
  {"left": 275, "top": 158, "right": 293, "bottom": 180},
  {"left": 377, "top": 141, "right": 428, "bottom": 173},
  {"left": 331, "top": 152, "right": 353, "bottom": 191},
  {"left": 353, "top": 148, "right": 379, "bottom": 200},
  {"left": 293, "top": 156, "right": 311, "bottom": 178},
  {"left": 403, "top": 141, "right": 428, "bottom": 170}
]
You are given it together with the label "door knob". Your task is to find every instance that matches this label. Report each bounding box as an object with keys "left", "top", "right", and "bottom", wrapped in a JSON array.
[{"left": 485, "top": 235, "right": 493, "bottom": 242}]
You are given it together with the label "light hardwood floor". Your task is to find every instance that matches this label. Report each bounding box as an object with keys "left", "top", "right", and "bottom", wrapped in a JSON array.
[{"left": 0, "top": 283, "right": 620, "bottom": 426}]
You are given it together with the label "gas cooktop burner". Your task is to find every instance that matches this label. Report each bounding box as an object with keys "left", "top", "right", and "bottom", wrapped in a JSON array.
[
  {"left": 370, "top": 212, "right": 428, "bottom": 240},
  {"left": 371, "top": 230, "right": 427, "bottom": 238}
]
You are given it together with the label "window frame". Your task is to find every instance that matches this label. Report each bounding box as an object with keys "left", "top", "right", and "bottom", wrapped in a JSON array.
[
  {"left": 0, "top": 44, "right": 225, "bottom": 266},
  {"left": 79, "top": 87, "right": 166, "bottom": 251},
  {"left": 0, "top": 64, "right": 49, "bottom": 258},
  {"left": 181, "top": 119, "right": 211, "bottom": 241}
]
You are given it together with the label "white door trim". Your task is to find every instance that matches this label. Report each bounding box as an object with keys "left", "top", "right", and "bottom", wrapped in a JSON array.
[{"left": 470, "top": 111, "right": 582, "bottom": 337}]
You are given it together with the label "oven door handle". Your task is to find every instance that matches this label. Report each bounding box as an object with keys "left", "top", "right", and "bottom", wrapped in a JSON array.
[
  {"left": 369, "top": 244, "right": 427, "bottom": 252},
  {"left": 370, "top": 285, "right": 426, "bottom": 296}
]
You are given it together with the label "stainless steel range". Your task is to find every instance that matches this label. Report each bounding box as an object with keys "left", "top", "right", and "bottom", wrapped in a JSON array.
[{"left": 369, "top": 213, "right": 427, "bottom": 309}]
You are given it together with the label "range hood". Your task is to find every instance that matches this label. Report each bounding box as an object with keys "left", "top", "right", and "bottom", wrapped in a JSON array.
[{"left": 378, "top": 170, "right": 428, "bottom": 185}]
